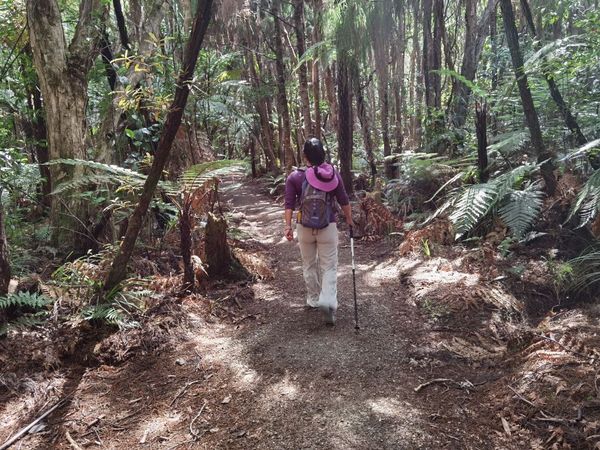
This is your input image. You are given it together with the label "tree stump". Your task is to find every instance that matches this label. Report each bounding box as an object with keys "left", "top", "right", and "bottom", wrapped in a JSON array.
[{"left": 205, "top": 212, "right": 232, "bottom": 278}]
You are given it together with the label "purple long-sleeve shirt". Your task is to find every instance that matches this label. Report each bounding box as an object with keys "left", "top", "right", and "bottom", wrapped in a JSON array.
[{"left": 284, "top": 168, "right": 350, "bottom": 223}]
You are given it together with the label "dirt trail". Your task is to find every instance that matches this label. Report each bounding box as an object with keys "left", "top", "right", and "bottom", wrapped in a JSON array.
[
  {"left": 1, "top": 178, "right": 510, "bottom": 449},
  {"left": 180, "top": 179, "right": 497, "bottom": 449}
]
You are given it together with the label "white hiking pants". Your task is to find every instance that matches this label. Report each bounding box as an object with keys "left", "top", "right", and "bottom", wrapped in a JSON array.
[{"left": 297, "top": 223, "right": 339, "bottom": 310}]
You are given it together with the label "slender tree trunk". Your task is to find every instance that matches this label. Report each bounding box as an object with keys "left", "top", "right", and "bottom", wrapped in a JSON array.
[
  {"left": 22, "top": 49, "right": 51, "bottom": 209},
  {"left": 27, "top": 0, "right": 108, "bottom": 253},
  {"left": 500, "top": 0, "right": 555, "bottom": 194},
  {"left": 371, "top": 6, "right": 393, "bottom": 179},
  {"left": 112, "top": 0, "right": 130, "bottom": 49},
  {"left": 104, "top": 0, "right": 214, "bottom": 292},
  {"left": 410, "top": 0, "right": 421, "bottom": 147},
  {"left": 312, "top": 0, "right": 323, "bottom": 138},
  {"left": 294, "top": 0, "right": 312, "bottom": 140},
  {"left": 392, "top": 0, "right": 406, "bottom": 163},
  {"left": 324, "top": 65, "right": 338, "bottom": 133},
  {"left": 449, "top": 0, "right": 496, "bottom": 129},
  {"left": 180, "top": 201, "right": 195, "bottom": 293},
  {"left": 519, "top": 0, "right": 587, "bottom": 145},
  {"left": 353, "top": 68, "right": 377, "bottom": 185},
  {"left": 0, "top": 198, "right": 10, "bottom": 296},
  {"left": 490, "top": 2, "right": 499, "bottom": 136},
  {"left": 272, "top": 0, "right": 295, "bottom": 171},
  {"left": 246, "top": 50, "right": 277, "bottom": 172},
  {"left": 475, "top": 102, "right": 489, "bottom": 182},
  {"left": 450, "top": 0, "right": 476, "bottom": 127},
  {"left": 431, "top": 0, "right": 443, "bottom": 109},
  {"left": 337, "top": 61, "right": 353, "bottom": 195}
]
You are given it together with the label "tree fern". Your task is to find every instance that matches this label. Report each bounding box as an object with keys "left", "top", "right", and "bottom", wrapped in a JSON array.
[
  {"left": 499, "top": 187, "right": 544, "bottom": 238},
  {"left": 438, "top": 163, "right": 542, "bottom": 240}
]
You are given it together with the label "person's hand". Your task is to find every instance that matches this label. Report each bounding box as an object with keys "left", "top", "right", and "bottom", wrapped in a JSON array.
[
  {"left": 284, "top": 225, "right": 293, "bottom": 241},
  {"left": 346, "top": 218, "right": 354, "bottom": 228}
]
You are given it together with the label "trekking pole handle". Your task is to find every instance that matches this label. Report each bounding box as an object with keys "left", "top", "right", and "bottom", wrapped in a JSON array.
[{"left": 349, "top": 224, "right": 353, "bottom": 239}]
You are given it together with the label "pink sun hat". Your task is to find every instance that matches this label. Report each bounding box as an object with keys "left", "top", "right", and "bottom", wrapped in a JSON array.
[{"left": 305, "top": 163, "right": 339, "bottom": 192}]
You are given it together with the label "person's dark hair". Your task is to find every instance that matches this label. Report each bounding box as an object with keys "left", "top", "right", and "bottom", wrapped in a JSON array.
[{"left": 303, "top": 138, "right": 325, "bottom": 166}]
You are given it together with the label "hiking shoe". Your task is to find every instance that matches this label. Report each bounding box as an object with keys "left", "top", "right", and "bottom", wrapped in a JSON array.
[
  {"left": 324, "top": 306, "right": 336, "bottom": 326},
  {"left": 306, "top": 299, "right": 319, "bottom": 309}
]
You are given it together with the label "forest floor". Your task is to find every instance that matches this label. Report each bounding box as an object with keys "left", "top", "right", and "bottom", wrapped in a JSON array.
[{"left": 2, "top": 177, "right": 600, "bottom": 449}]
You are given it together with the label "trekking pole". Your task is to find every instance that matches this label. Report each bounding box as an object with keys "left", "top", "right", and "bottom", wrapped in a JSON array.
[{"left": 350, "top": 225, "right": 359, "bottom": 330}]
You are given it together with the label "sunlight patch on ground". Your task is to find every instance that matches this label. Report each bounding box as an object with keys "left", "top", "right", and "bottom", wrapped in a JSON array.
[
  {"left": 260, "top": 374, "right": 300, "bottom": 405},
  {"left": 359, "top": 258, "right": 416, "bottom": 286},
  {"left": 409, "top": 257, "right": 479, "bottom": 285},
  {"left": 367, "top": 397, "right": 419, "bottom": 423},
  {"left": 191, "top": 327, "right": 260, "bottom": 389},
  {"left": 133, "top": 411, "right": 183, "bottom": 444}
]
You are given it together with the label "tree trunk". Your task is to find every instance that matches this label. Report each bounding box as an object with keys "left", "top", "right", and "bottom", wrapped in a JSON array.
[
  {"left": 337, "top": 61, "right": 353, "bottom": 196},
  {"left": 392, "top": 0, "right": 406, "bottom": 163},
  {"left": 272, "top": 0, "right": 295, "bottom": 171},
  {"left": 324, "top": 65, "right": 338, "bottom": 133},
  {"left": 312, "top": 0, "right": 323, "bottom": 138},
  {"left": 500, "top": 0, "right": 555, "bottom": 194},
  {"left": 180, "top": 201, "right": 195, "bottom": 293},
  {"left": 410, "top": 0, "right": 421, "bottom": 147},
  {"left": 104, "top": 0, "right": 214, "bottom": 292},
  {"left": 294, "top": 0, "right": 312, "bottom": 140},
  {"left": 112, "top": 0, "right": 130, "bottom": 49},
  {"left": 0, "top": 198, "right": 10, "bottom": 296},
  {"left": 371, "top": 6, "right": 393, "bottom": 179},
  {"left": 22, "top": 49, "right": 51, "bottom": 210},
  {"left": 246, "top": 50, "right": 277, "bottom": 172},
  {"left": 475, "top": 102, "right": 489, "bottom": 183},
  {"left": 450, "top": 0, "right": 502, "bottom": 129},
  {"left": 519, "top": 0, "right": 587, "bottom": 146},
  {"left": 490, "top": 1, "right": 499, "bottom": 136},
  {"left": 27, "top": 0, "right": 108, "bottom": 253},
  {"left": 353, "top": 67, "right": 377, "bottom": 185},
  {"left": 431, "top": 0, "right": 443, "bottom": 110}
]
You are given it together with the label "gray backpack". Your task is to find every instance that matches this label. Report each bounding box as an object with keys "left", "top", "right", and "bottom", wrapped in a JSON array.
[{"left": 299, "top": 178, "right": 332, "bottom": 229}]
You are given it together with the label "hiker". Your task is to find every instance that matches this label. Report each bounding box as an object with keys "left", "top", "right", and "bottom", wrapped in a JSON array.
[{"left": 284, "top": 138, "right": 353, "bottom": 325}]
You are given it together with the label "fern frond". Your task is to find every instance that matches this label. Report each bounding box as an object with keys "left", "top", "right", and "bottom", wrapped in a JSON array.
[
  {"left": 499, "top": 187, "right": 544, "bottom": 238},
  {"left": 492, "top": 163, "right": 539, "bottom": 198},
  {"left": 449, "top": 184, "right": 498, "bottom": 239},
  {"left": 49, "top": 158, "right": 173, "bottom": 195},
  {"left": 48, "top": 159, "right": 147, "bottom": 180},
  {"left": 176, "top": 160, "right": 247, "bottom": 194},
  {"left": 0, "top": 292, "right": 51, "bottom": 310},
  {"left": 82, "top": 304, "right": 124, "bottom": 325},
  {"left": 567, "top": 169, "right": 600, "bottom": 227},
  {"left": 568, "top": 248, "right": 600, "bottom": 294}
]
